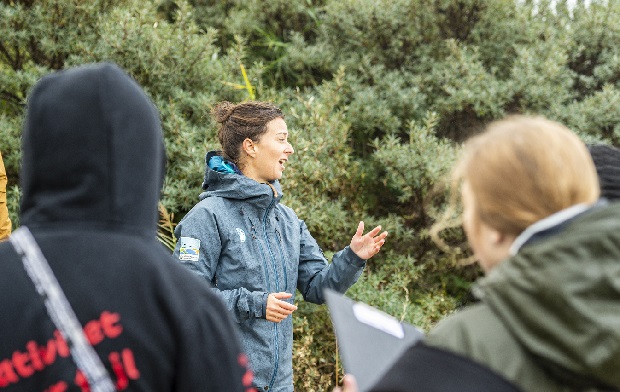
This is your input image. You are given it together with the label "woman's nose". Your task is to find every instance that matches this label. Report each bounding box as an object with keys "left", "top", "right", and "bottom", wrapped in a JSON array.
[{"left": 286, "top": 142, "right": 294, "bottom": 155}]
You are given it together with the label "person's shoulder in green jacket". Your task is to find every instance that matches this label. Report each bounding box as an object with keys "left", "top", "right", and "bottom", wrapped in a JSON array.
[
  {"left": 332, "top": 116, "right": 620, "bottom": 392},
  {"left": 422, "top": 116, "right": 618, "bottom": 391},
  {"left": 426, "top": 303, "right": 565, "bottom": 392}
]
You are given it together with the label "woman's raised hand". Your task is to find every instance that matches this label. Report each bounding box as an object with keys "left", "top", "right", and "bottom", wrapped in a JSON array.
[{"left": 349, "top": 221, "right": 388, "bottom": 260}]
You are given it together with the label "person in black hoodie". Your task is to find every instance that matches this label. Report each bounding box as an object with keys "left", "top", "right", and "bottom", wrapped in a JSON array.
[{"left": 0, "top": 63, "right": 255, "bottom": 391}]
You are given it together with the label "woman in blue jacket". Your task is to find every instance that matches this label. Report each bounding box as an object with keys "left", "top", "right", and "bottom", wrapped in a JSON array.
[{"left": 173, "top": 101, "right": 388, "bottom": 392}]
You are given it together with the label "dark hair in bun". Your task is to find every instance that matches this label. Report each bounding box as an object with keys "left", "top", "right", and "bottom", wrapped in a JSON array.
[{"left": 211, "top": 101, "right": 284, "bottom": 164}]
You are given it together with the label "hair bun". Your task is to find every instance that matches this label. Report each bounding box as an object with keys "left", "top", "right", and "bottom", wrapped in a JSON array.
[{"left": 212, "top": 101, "right": 236, "bottom": 123}]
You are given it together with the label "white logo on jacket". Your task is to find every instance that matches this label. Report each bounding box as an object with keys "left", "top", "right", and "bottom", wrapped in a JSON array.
[{"left": 236, "top": 228, "right": 246, "bottom": 243}]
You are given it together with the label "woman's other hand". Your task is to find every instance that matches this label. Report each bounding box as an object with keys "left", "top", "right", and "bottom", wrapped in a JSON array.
[
  {"left": 350, "top": 221, "right": 388, "bottom": 260},
  {"left": 266, "top": 292, "right": 298, "bottom": 323},
  {"left": 333, "top": 374, "right": 359, "bottom": 392}
]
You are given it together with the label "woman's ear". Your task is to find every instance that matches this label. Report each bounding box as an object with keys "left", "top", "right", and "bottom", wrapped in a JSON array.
[
  {"left": 489, "top": 228, "right": 514, "bottom": 247},
  {"left": 489, "top": 227, "right": 516, "bottom": 260},
  {"left": 242, "top": 138, "right": 256, "bottom": 158},
  {"left": 488, "top": 229, "right": 502, "bottom": 245}
]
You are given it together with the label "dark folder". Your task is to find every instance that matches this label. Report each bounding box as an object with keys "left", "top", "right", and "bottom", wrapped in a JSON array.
[{"left": 324, "top": 289, "right": 425, "bottom": 392}]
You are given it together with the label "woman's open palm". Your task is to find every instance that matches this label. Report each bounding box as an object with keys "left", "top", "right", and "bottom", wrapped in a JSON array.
[{"left": 349, "top": 221, "right": 388, "bottom": 260}]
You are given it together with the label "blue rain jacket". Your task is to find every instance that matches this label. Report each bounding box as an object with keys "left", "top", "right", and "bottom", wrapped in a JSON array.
[{"left": 173, "top": 151, "right": 366, "bottom": 392}]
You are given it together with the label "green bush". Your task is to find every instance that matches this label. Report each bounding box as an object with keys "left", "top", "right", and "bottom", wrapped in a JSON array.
[{"left": 3, "top": 0, "right": 620, "bottom": 390}]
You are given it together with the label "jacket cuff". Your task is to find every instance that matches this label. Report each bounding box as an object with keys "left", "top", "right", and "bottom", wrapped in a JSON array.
[
  {"left": 253, "top": 291, "right": 268, "bottom": 318},
  {"left": 343, "top": 246, "right": 366, "bottom": 268}
]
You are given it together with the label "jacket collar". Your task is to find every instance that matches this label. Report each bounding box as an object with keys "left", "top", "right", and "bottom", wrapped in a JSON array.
[{"left": 508, "top": 202, "right": 594, "bottom": 256}]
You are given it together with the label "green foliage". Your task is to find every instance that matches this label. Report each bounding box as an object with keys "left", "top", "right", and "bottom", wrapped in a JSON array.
[
  {"left": 5, "top": 185, "right": 20, "bottom": 229},
  {"left": 0, "top": 0, "right": 253, "bottom": 216},
  {"left": 553, "top": 85, "right": 620, "bottom": 142},
  {"left": 292, "top": 299, "right": 338, "bottom": 391},
  {"left": 278, "top": 67, "right": 364, "bottom": 249},
  {"left": 189, "top": 0, "right": 326, "bottom": 87},
  {"left": 3, "top": 1, "right": 620, "bottom": 390},
  {"left": 370, "top": 113, "right": 454, "bottom": 223}
]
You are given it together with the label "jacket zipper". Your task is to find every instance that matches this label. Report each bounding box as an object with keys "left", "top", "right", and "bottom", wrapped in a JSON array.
[{"left": 263, "top": 199, "right": 280, "bottom": 390}]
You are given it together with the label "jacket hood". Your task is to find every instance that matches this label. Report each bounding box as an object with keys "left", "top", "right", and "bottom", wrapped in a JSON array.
[
  {"left": 199, "top": 150, "right": 283, "bottom": 203},
  {"left": 475, "top": 203, "right": 620, "bottom": 388},
  {"left": 20, "top": 63, "right": 165, "bottom": 236}
]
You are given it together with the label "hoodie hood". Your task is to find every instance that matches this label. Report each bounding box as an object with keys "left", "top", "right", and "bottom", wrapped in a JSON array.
[
  {"left": 20, "top": 63, "right": 165, "bottom": 236},
  {"left": 199, "top": 150, "right": 283, "bottom": 204},
  {"left": 475, "top": 203, "right": 620, "bottom": 388}
]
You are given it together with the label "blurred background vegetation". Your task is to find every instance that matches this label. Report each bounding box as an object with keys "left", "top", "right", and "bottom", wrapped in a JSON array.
[{"left": 2, "top": 0, "right": 619, "bottom": 390}]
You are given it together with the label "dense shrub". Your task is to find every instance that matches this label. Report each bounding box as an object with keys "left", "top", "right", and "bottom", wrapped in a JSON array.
[{"left": 2, "top": 0, "right": 620, "bottom": 390}]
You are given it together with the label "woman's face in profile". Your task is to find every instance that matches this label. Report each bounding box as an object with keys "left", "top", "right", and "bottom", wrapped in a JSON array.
[
  {"left": 247, "top": 117, "right": 295, "bottom": 183},
  {"left": 461, "top": 181, "right": 511, "bottom": 273}
]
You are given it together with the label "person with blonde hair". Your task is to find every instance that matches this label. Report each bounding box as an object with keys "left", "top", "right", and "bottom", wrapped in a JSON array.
[{"left": 336, "top": 116, "right": 620, "bottom": 391}]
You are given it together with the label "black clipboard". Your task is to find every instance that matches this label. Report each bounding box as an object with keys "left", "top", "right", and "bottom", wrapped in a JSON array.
[{"left": 324, "top": 289, "right": 425, "bottom": 392}]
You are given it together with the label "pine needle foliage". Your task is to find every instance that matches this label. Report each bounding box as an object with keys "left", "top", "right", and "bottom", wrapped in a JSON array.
[{"left": 2, "top": 0, "right": 620, "bottom": 390}]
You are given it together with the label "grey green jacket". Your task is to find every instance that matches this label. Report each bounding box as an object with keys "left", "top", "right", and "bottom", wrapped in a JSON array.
[
  {"left": 427, "top": 202, "right": 620, "bottom": 391},
  {"left": 173, "top": 151, "right": 367, "bottom": 392}
]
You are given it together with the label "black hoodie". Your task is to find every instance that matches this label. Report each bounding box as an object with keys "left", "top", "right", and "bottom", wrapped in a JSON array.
[{"left": 0, "top": 63, "right": 254, "bottom": 391}]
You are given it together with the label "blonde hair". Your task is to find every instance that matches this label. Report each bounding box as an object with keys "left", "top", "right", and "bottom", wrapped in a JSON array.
[{"left": 432, "top": 116, "right": 599, "bottom": 250}]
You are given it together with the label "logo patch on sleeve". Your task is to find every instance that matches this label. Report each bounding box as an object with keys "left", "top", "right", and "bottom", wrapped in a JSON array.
[{"left": 178, "top": 237, "right": 201, "bottom": 261}]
